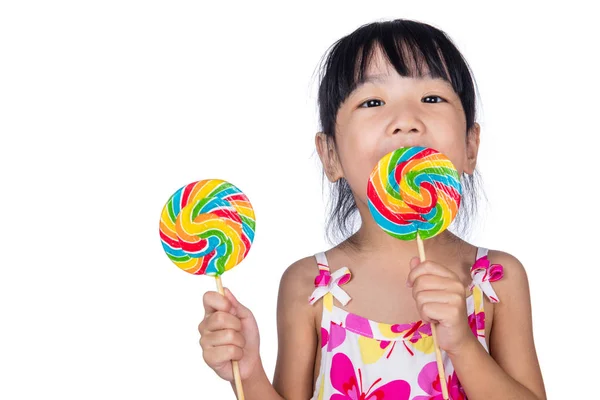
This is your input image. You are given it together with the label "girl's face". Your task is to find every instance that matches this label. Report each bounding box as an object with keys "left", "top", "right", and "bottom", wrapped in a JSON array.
[{"left": 317, "top": 47, "right": 480, "bottom": 213}]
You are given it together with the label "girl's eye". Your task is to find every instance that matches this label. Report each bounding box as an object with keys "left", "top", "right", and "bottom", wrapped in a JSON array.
[
  {"left": 359, "top": 99, "right": 385, "bottom": 108},
  {"left": 422, "top": 95, "right": 445, "bottom": 103}
]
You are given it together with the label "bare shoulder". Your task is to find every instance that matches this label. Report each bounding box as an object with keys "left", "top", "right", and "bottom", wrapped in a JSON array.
[
  {"left": 281, "top": 255, "right": 319, "bottom": 281},
  {"left": 486, "top": 249, "right": 532, "bottom": 322},
  {"left": 486, "top": 249, "right": 530, "bottom": 298},
  {"left": 276, "top": 254, "right": 321, "bottom": 327},
  {"left": 277, "top": 255, "right": 319, "bottom": 306}
]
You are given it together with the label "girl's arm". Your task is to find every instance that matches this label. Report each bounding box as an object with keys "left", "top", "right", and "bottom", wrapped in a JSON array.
[
  {"left": 273, "top": 257, "right": 319, "bottom": 397},
  {"left": 239, "top": 257, "right": 318, "bottom": 399},
  {"left": 449, "top": 251, "right": 547, "bottom": 400}
]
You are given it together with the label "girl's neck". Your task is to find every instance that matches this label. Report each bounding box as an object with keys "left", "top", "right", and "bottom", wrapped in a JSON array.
[{"left": 340, "top": 216, "right": 462, "bottom": 262}]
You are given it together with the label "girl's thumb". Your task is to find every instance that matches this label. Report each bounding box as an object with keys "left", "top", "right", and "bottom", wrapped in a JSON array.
[
  {"left": 223, "top": 287, "right": 250, "bottom": 318},
  {"left": 409, "top": 256, "right": 421, "bottom": 269}
]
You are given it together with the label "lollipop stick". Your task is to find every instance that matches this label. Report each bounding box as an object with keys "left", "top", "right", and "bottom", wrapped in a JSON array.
[
  {"left": 416, "top": 234, "right": 449, "bottom": 400},
  {"left": 214, "top": 276, "right": 245, "bottom": 400}
]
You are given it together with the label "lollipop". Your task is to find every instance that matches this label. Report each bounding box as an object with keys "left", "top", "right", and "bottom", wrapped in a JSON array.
[
  {"left": 367, "top": 146, "right": 461, "bottom": 241},
  {"left": 159, "top": 179, "right": 255, "bottom": 400},
  {"left": 159, "top": 179, "right": 255, "bottom": 276},
  {"left": 367, "top": 146, "right": 461, "bottom": 400}
]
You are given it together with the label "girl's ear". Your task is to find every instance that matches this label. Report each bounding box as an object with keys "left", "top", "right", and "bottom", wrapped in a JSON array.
[
  {"left": 464, "top": 123, "right": 481, "bottom": 175},
  {"left": 315, "top": 132, "right": 344, "bottom": 182}
]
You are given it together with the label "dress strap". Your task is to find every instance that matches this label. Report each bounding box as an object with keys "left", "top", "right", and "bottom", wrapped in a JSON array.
[
  {"left": 469, "top": 247, "right": 504, "bottom": 303},
  {"left": 308, "top": 252, "right": 352, "bottom": 306},
  {"left": 314, "top": 252, "right": 331, "bottom": 274}
]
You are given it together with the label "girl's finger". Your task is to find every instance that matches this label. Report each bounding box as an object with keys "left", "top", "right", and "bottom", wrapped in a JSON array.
[
  {"left": 411, "top": 275, "right": 465, "bottom": 295},
  {"left": 407, "top": 261, "right": 458, "bottom": 287},
  {"left": 202, "top": 345, "right": 244, "bottom": 365},
  {"left": 204, "top": 311, "right": 242, "bottom": 332},
  {"left": 200, "top": 329, "right": 246, "bottom": 349},
  {"left": 414, "top": 289, "right": 465, "bottom": 308},
  {"left": 419, "top": 302, "right": 464, "bottom": 324},
  {"left": 203, "top": 291, "right": 234, "bottom": 315}
]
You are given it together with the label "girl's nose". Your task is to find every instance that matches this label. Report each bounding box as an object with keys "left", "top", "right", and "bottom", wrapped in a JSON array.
[{"left": 387, "top": 109, "right": 425, "bottom": 136}]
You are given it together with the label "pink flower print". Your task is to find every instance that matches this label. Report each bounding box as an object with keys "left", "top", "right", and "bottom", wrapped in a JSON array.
[
  {"left": 391, "top": 321, "right": 432, "bottom": 356},
  {"left": 402, "top": 322, "right": 432, "bottom": 344},
  {"left": 345, "top": 313, "right": 374, "bottom": 338},
  {"left": 380, "top": 340, "right": 397, "bottom": 359},
  {"left": 357, "top": 336, "right": 399, "bottom": 364},
  {"left": 412, "top": 362, "right": 466, "bottom": 400},
  {"left": 330, "top": 352, "right": 411, "bottom": 400},
  {"left": 468, "top": 311, "right": 485, "bottom": 338},
  {"left": 321, "top": 327, "right": 329, "bottom": 348},
  {"left": 328, "top": 322, "right": 346, "bottom": 351}
]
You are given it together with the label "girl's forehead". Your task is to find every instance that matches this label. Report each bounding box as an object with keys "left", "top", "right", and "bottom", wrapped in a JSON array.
[
  {"left": 359, "top": 61, "right": 451, "bottom": 89},
  {"left": 361, "top": 45, "right": 442, "bottom": 82}
]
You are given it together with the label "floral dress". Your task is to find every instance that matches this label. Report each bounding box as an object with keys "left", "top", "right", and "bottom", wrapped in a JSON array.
[{"left": 308, "top": 248, "right": 504, "bottom": 400}]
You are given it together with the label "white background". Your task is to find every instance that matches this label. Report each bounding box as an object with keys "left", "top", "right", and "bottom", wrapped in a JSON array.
[{"left": 1, "top": 1, "right": 598, "bottom": 398}]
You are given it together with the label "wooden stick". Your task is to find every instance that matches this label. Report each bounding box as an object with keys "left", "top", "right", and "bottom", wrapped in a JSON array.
[
  {"left": 215, "top": 275, "right": 245, "bottom": 400},
  {"left": 417, "top": 234, "right": 449, "bottom": 400}
]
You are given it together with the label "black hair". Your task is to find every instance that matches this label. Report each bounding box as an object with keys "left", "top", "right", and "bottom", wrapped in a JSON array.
[{"left": 316, "top": 19, "right": 484, "bottom": 244}]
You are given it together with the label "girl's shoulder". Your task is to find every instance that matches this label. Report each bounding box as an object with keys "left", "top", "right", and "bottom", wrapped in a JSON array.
[
  {"left": 483, "top": 249, "right": 533, "bottom": 321},
  {"left": 276, "top": 254, "right": 323, "bottom": 317},
  {"left": 276, "top": 248, "right": 344, "bottom": 320},
  {"left": 485, "top": 249, "right": 529, "bottom": 291},
  {"left": 278, "top": 245, "right": 344, "bottom": 288},
  {"left": 456, "top": 239, "right": 528, "bottom": 288},
  {"left": 279, "top": 254, "right": 322, "bottom": 289}
]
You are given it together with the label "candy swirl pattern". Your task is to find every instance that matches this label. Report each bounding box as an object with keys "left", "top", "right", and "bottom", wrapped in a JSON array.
[
  {"left": 367, "top": 147, "right": 462, "bottom": 240},
  {"left": 159, "top": 179, "right": 255, "bottom": 276}
]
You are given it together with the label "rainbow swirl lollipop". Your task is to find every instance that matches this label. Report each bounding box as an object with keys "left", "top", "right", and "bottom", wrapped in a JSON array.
[
  {"left": 159, "top": 179, "right": 254, "bottom": 399},
  {"left": 367, "top": 146, "right": 461, "bottom": 400},
  {"left": 367, "top": 146, "right": 462, "bottom": 240},
  {"left": 159, "top": 179, "right": 255, "bottom": 276}
]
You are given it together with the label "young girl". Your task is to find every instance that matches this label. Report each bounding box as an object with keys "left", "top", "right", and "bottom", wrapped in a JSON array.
[{"left": 198, "top": 19, "right": 546, "bottom": 400}]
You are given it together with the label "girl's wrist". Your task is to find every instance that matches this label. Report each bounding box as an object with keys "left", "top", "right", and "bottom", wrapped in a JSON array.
[
  {"left": 242, "top": 359, "right": 266, "bottom": 386},
  {"left": 446, "top": 334, "right": 481, "bottom": 359},
  {"left": 238, "top": 359, "right": 280, "bottom": 398}
]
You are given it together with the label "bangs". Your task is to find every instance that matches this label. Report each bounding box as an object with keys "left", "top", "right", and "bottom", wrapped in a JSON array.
[
  {"left": 318, "top": 19, "right": 476, "bottom": 136},
  {"left": 353, "top": 30, "right": 454, "bottom": 89}
]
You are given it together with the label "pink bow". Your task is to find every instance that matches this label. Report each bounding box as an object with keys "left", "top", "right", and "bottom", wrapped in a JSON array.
[
  {"left": 309, "top": 267, "right": 352, "bottom": 306},
  {"left": 471, "top": 255, "right": 504, "bottom": 283},
  {"left": 314, "top": 269, "right": 351, "bottom": 288},
  {"left": 314, "top": 270, "right": 332, "bottom": 287}
]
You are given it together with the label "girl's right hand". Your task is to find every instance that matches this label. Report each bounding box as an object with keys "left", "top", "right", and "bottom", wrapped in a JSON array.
[{"left": 198, "top": 288, "right": 261, "bottom": 382}]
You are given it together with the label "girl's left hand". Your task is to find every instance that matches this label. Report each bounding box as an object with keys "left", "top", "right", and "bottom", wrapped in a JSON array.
[{"left": 406, "top": 257, "right": 476, "bottom": 356}]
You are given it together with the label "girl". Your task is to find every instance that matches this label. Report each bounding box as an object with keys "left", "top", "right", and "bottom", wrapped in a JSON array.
[{"left": 198, "top": 19, "right": 546, "bottom": 400}]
